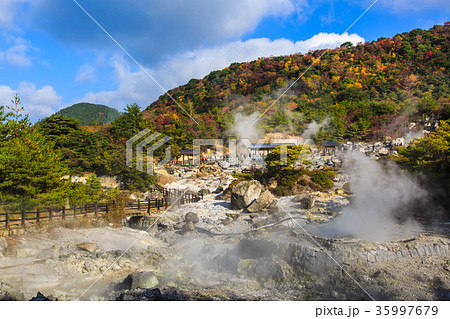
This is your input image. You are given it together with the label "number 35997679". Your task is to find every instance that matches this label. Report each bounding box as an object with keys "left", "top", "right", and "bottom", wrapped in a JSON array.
[{"left": 375, "top": 306, "right": 438, "bottom": 316}]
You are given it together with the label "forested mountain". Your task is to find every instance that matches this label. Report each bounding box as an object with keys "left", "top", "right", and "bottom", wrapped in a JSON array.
[
  {"left": 56, "top": 103, "right": 121, "bottom": 126},
  {"left": 144, "top": 23, "right": 449, "bottom": 144},
  {"left": 2, "top": 23, "right": 449, "bottom": 201}
]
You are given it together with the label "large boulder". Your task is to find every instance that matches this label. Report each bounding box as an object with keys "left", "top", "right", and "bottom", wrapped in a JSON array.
[
  {"left": 130, "top": 272, "right": 159, "bottom": 290},
  {"left": 230, "top": 180, "right": 262, "bottom": 210},
  {"left": 158, "top": 173, "right": 178, "bottom": 186},
  {"left": 181, "top": 221, "right": 196, "bottom": 233},
  {"left": 29, "top": 292, "right": 54, "bottom": 301},
  {"left": 247, "top": 190, "right": 276, "bottom": 213},
  {"left": 116, "top": 272, "right": 159, "bottom": 291},
  {"left": 116, "top": 288, "right": 162, "bottom": 301},
  {"left": 0, "top": 282, "right": 24, "bottom": 301},
  {"left": 0, "top": 291, "right": 19, "bottom": 301},
  {"left": 76, "top": 242, "right": 98, "bottom": 253},
  {"left": 184, "top": 212, "right": 199, "bottom": 223},
  {"left": 237, "top": 256, "right": 294, "bottom": 285}
]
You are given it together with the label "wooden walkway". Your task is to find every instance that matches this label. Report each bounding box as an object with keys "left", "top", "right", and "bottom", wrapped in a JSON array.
[{"left": 0, "top": 186, "right": 202, "bottom": 229}]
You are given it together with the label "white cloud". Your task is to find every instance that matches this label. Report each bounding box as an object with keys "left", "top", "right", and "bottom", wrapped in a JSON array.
[
  {"left": 0, "top": 36, "right": 34, "bottom": 67},
  {"left": 27, "top": 0, "right": 304, "bottom": 63},
  {"left": 0, "top": 85, "right": 15, "bottom": 105},
  {"left": 0, "top": 0, "right": 15, "bottom": 29},
  {"left": 0, "top": 0, "right": 33, "bottom": 30},
  {"left": 359, "top": 0, "right": 450, "bottom": 13},
  {"left": 0, "top": 0, "right": 22, "bottom": 30},
  {"left": 213, "top": 0, "right": 297, "bottom": 39},
  {"left": 78, "top": 32, "right": 364, "bottom": 110},
  {"left": 75, "top": 64, "right": 97, "bottom": 83},
  {"left": 0, "top": 82, "right": 62, "bottom": 121},
  {"left": 77, "top": 55, "right": 156, "bottom": 109},
  {"left": 154, "top": 32, "right": 364, "bottom": 89}
]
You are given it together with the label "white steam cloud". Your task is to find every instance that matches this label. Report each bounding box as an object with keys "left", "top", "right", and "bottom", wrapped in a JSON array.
[
  {"left": 405, "top": 130, "right": 424, "bottom": 146},
  {"left": 233, "top": 112, "right": 264, "bottom": 141},
  {"left": 313, "top": 152, "right": 424, "bottom": 241},
  {"left": 301, "top": 118, "right": 330, "bottom": 145}
]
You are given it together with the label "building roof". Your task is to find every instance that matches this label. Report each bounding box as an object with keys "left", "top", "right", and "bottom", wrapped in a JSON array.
[
  {"left": 180, "top": 149, "right": 200, "bottom": 155},
  {"left": 322, "top": 141, "right": 339, "bottom": 148},
  {"left": 248, "top": 142, "right": 297, "bottom": 150}
]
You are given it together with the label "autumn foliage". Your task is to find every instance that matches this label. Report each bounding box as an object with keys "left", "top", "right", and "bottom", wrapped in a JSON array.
[{"left": 145, "top": 23, "right": 450, "bottom": 143}]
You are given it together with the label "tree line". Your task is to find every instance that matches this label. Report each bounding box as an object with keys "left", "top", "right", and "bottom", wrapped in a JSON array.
[{"left": 0, "top": 98, "right": 155, "bottom": 212}]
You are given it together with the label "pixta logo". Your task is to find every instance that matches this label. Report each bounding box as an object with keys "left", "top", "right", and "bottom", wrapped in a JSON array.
[{"left": 126, "top": 129, "right": 171, "bottom": 175}]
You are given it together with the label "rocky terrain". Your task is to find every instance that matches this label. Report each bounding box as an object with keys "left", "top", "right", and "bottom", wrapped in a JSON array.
[
  {"left": 0, "top": 162, "right": 449, "bottom": 301},
  {"left": 0, "top": 220, "right": 448, "bottom": 301}
]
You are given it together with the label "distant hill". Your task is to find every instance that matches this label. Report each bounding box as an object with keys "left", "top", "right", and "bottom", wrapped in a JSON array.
[{"left": 56, "top": 103, "right": 121, "bottom": 126}]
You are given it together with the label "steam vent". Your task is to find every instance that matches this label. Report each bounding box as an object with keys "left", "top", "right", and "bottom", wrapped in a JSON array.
[{"left": 1, "top": 157, "right": 449, "bottom": 301}]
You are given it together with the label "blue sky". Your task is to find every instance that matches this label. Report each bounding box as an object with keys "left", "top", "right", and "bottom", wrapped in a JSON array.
[{"left": 0, "top": 0, "right": 448, "bottom": 121}]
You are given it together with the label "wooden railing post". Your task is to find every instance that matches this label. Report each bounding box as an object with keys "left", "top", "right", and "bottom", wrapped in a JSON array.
[
  {"left": 157, "top": 199, "right": 160, "bottom": 211},
  {"left": 137, "top": 199, "right": 140, "bottom": 211},
  {"left": 73, "top": 205, "right": 77, "bottom": 219},
  {"left": 94, "top": 203, "right": 98, "bottom": 217},
  {"left": 147, "top": 199, "right": 151, "bottom": 215},
  {"left": 21, "top": 208, "right": 25, "bottom": 225},
  {"left": 49, "top": 207, "right": 53, "bottom": 221},
  {"left": 36, "top": 208, "right": 40, "bottom": 223},
  {"left": 5, "top": 211, "right": 9, "bottom": 227},
  {"left": 62, "top": 207, "right": 66, "bottom": 220},
  {"left": 105, "top": 203, "right": 109, "bottom": 214}
]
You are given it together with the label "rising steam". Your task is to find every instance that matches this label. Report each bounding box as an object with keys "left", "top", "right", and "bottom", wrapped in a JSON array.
[
  {"left": 301, "top": 118, "right": 330, "bottom": 145},
  {"left": 233, "top": 112, "right": 264, "bottom": 141},
  {"left": 312, "top": 152, "right": 424, "bottom": 241},
  {"left": 405, "top": 130, "right": 424, "bottom": 145}
]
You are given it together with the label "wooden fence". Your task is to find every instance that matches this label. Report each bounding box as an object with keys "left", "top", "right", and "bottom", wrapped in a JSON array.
[{"left": 0, "top": 187, "right": 202, "bottom": 229}]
